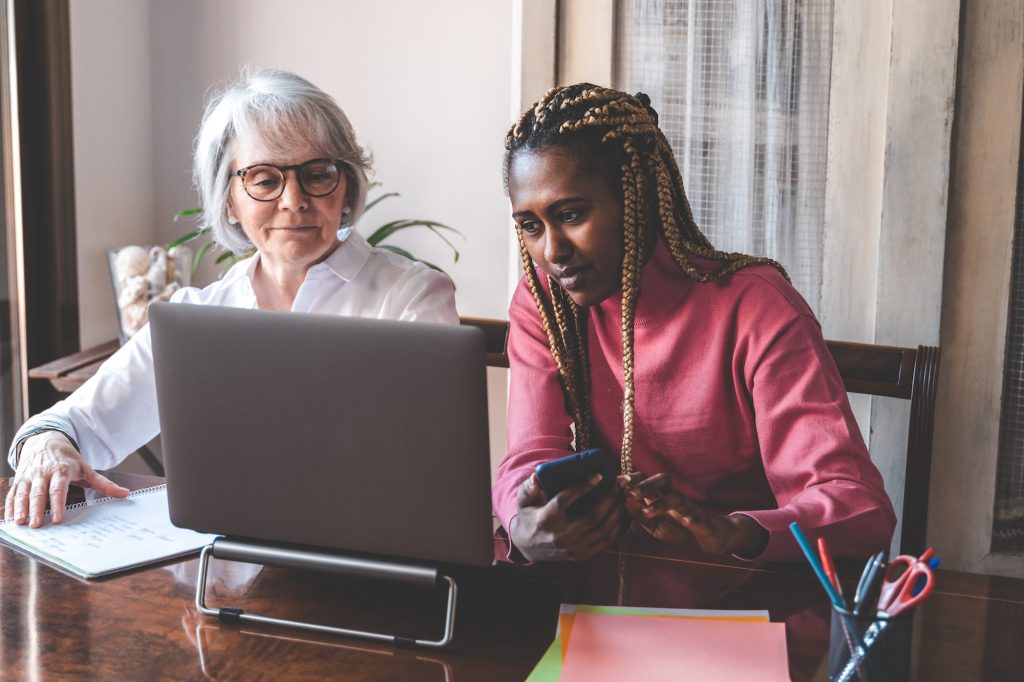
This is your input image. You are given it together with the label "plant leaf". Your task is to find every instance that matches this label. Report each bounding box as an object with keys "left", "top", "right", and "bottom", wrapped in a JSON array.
[
  {"left": 375, "top": 245, "right": 452, "bottom": 280},
  {"left": 423, "top": 224, "right": 462, "bottom": 262},
  {"left": 174, "top": 207, "right": 202, "bottom": 221},
  {"left": 192, "top": 241, "right": 215, "bottom": 277},
  {"left": 375, "top": 244, "right": 418, "bottom": 261},
  {"left": 166, "top": 227, "right": 206, "bottom": 251},
  {"left": 363, "top": 192, "right": 399, "bottom": 213},
  {"left": 367, "top": 219, "right": 463, "bottom": 245}
]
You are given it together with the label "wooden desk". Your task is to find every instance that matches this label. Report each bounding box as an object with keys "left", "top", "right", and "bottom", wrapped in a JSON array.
[{"left": 2, "top": 475, "right": 1022, "bottom": 680}]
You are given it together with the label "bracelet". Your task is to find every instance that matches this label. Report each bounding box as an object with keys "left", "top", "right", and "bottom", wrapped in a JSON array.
[{"left": 13, "top": 427, "right": 81, "bottom": 469}]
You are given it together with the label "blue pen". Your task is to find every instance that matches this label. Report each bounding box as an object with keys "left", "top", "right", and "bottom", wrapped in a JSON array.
[
  {"left": 912, "top": 556, "right": 941, "bottom": 597},
  {"left": 789, "top": 522, "right": 844, "bottom": 608}
]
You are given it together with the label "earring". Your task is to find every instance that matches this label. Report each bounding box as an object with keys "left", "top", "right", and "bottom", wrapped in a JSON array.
[{"left": 228, "top": 216, "right": 239, "bottom": 225}]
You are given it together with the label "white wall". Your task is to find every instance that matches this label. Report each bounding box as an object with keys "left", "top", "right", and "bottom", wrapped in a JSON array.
[
  {"left": 69, "top": 0, "right": 515, "bottom": 473},
  {"left": 71, "top": 0, "right": 515, "bottom": 333},
  {"left": 147, "top": 0, "right": 513, "bottom": 320},
  {"left": 69, "top": 0, "right": 155, "bottom": 347}
]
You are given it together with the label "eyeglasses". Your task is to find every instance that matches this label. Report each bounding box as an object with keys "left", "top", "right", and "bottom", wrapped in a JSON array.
[{"left": 232, "top": 158, "right": 342, "bottom": 202}]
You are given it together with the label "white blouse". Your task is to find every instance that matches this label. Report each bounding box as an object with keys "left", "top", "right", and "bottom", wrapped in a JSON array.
[{"left": 8, "top": 230, "right": 459, "bottom": 471}]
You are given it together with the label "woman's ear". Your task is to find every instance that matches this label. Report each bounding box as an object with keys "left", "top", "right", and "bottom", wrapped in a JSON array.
[
  {"left": 340, "top": 207, "right": 352, "bottom": 227},
  {"left": 226, "top": 197, "right": 240, "bottom": 225}
]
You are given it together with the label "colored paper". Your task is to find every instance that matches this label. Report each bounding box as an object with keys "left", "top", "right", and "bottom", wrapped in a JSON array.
[
  {"left": 526, "top": 605, "right": 773, "bottom": 682},
  {"left": 559, "top": 612, "right": 789, "bottom": 682}
]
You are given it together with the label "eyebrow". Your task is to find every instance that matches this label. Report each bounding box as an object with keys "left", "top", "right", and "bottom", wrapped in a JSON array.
[{"left": 511, "top": 196, "right": 591, "bottom": 219}]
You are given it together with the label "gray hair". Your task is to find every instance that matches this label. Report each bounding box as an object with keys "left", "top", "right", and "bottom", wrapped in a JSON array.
[{"left": 193, "top": 66, "right": 372, "bottom": 253}]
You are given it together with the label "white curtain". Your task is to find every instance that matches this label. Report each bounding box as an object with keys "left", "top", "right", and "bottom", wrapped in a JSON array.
[{"left": 616, "top": 0, "right": 834, "bottom": 313}]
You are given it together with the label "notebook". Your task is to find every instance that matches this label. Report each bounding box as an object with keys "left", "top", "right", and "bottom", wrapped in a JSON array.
[
  {"left": 527, "top": 604, "right": 789, "bottom": 682},
  {"left": 0, "top": 485, "right": 217, "bottom": 579},
  {"left": 149, "top": 302, "right": 494, "bottom": 568}
]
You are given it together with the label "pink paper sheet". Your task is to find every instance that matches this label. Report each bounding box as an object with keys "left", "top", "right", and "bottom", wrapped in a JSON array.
[{"left": 560, "top": 612, "right": 789, "bottom": 682}]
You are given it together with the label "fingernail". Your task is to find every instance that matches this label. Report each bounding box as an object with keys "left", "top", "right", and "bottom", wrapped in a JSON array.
[{"left": 589, "top": 473, "right": 602, "bottom": 484}]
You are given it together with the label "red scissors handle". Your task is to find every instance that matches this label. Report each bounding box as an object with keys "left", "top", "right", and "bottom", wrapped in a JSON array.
[
  {"left": 883, "top": 564, "right": 934, "bottom": 617},
  {"left": 876, "top": 548, "right": 935, "bottom": 616}
]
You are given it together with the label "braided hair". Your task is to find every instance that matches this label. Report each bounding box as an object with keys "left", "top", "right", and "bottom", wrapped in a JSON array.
[{"left": 504, "top": 83, "right": 788, "bottom": 476}]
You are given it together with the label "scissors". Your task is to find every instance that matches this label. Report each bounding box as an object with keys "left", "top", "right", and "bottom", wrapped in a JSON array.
[{"left": 875, "top": 548, "right": 935, "bottom": 617}]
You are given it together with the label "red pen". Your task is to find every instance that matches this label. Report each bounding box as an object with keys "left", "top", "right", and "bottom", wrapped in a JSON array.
[{"left": 818, "top": 537, "right": 844, "bottom": 602}]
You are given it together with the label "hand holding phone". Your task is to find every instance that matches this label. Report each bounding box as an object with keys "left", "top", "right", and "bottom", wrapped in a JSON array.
[{"left": 535, "top": 448, "right": 617, "bottom": 515}]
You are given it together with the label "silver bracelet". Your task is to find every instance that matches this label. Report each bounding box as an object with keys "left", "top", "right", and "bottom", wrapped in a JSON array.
[{"left": 13, "top": 427, "right": 81, "bottom": 469}]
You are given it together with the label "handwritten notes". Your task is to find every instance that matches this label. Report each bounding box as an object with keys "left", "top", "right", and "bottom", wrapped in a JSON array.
[{"left": 0, "top": 485, "right": 216, "bottom": 579}]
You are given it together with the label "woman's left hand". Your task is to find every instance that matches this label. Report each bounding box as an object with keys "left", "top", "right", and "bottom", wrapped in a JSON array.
[{"left": 619, "top": 472, "right": 768, "bottom": 558}]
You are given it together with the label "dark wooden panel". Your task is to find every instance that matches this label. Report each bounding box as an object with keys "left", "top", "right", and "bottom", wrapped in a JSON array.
[
  {"left": 28, "top": 339, "right": 118, "bottom": 380},
  {"left": 460, "top": 316, "right": 510, "bottom": 368},
  {"left": 825, "top": 340, "right": 915, "bottom": 399},
  {"left": 14, "top": 0, "right": 79, "bottom": 414}
]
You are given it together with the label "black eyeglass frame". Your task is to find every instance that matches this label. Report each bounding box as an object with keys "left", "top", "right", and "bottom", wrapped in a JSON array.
[{"left": 231, "top": 158, "right": 344, "bottom": 202}]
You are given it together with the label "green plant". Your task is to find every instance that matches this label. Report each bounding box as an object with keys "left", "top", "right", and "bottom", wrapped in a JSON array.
[{"left": 169, "top": 182, "right": 463, "bottom": 278}]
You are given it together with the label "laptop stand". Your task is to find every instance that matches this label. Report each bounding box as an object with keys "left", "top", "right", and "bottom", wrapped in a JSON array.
[{"left": 194, "top": 537, "right": 458, "bottom": 648}]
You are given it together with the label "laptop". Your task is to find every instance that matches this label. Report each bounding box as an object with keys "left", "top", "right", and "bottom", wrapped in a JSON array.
[{"left": 149, "top": 303, "right": 493, "bottom": 568}]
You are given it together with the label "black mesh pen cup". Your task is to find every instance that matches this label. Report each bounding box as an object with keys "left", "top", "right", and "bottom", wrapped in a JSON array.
[{"left": 827, "top": 605, "right": 911, "bottom": 681}]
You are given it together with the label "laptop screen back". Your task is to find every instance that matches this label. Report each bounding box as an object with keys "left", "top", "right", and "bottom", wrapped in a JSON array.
[{"left": 149, "top": 303, "right": 493, "bottom": 567}]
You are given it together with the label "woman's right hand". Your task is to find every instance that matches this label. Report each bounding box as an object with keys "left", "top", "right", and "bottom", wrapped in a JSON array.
[
  {"left": 508, "top": 472, "right": 625, "bottom": 562},
  {"left": 3, "top": 431, "right": 129, "bottom": 527}
]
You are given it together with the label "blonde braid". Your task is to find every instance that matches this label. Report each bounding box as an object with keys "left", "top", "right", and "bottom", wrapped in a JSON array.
[
  {"left": 617, "top": 138, "right": 646, "bottom": 475},
  {"left": 552, "top": 283, "right": 591, "bottom": 449},
  {"left": 569, "top": 299, "right": 592, "bottom": 449}
]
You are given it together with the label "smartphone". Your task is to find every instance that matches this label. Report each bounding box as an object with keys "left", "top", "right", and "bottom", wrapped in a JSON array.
[{"left": 535, "top": 448, "right": 618, "bottom": 515}]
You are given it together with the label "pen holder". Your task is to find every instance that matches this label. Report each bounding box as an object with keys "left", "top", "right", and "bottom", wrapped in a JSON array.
[{"left": 827, "top": 605, "right": 911, "bottom": 681}]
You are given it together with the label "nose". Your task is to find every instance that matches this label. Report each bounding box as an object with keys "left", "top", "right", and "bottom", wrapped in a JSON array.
[
  {"left": 543, "top": 227, "right": 573, "bottom": 265},
  {"left": 277, "top": 171, "right": 308, "bottom": 211}
]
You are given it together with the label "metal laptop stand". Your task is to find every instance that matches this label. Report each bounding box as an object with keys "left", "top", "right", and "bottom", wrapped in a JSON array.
[{"left": 195, "top": 537, "right": 458, "bottom": 648}]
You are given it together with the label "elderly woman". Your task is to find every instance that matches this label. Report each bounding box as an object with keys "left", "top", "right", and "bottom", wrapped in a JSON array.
[{"left": 5, "top": 67, "right": 457, "bottom": 528}]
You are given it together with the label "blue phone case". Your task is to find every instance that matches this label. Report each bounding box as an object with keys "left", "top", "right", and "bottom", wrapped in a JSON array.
[{"left": 535, "top": 448, "right": 617, "bottom": 515}]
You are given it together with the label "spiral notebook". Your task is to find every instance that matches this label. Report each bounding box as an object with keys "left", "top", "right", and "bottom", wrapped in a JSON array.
[{"left": 0, "top": 485, "right": 217, "bottom": 579}]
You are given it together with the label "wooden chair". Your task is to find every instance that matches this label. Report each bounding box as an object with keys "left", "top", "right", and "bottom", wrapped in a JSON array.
[{"left": 459, "top": 317, "right": 940, "bottom": 555}]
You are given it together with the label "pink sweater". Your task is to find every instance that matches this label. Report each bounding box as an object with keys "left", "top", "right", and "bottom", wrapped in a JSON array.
[{"left": 493, "top": 240, "right": 896, "bottom": 562}]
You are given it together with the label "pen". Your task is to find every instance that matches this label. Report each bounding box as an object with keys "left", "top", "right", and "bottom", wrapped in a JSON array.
[
  {"left": 852, "top": 550, "right": 888, "bottom": 618},
  {"left": 912, "top": 556, "right": 941, "bottom": 597},
  {"left": 789, "top": 522, "right": 844, "bottom": 608},
  {"left": 852, "top": 550, "right": 879, "bottom": 606},
  {"left": 817, "top": 537, "right": 844, "bottom": 602}
]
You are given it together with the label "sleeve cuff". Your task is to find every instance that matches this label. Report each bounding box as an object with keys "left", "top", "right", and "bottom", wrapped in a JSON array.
[
  {"left": 730, "top": 509, "right": 800, "bottom": 564},
  {"left": 500, "top": 515, "right": 534, "bottom": 566},
  {"left": 8, "top": 418, "right": 81, "bottom": 471}
]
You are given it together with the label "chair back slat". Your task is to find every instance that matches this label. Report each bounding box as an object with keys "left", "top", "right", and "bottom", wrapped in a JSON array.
[
  {"left": 824, "top": 340, "right": 915, "bottom": 399},
  {"left": 460, "top": 317, "right": 510, "bottom": 368}
]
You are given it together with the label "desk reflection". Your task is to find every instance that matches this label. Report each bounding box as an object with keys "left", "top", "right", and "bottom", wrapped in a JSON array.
[
  {"left": 4, "top": 475, "right": 1022, "bottom": 680},
  {"left": 186, "top": 612, "right": 453, "bottom": 682}
]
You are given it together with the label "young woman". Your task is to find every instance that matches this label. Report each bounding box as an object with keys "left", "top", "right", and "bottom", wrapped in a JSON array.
[{"left": 493, "top": 84, "right": 895, "bottom": 564}]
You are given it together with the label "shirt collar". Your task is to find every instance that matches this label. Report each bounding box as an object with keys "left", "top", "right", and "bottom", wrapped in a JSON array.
[{"left": 239, "top": 228, "right": 374, "bottom": 285}]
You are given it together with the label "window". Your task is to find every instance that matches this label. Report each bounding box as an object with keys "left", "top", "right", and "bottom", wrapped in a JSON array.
[{"left": 615, "top": 0, "right": 834, "bottom": 312}]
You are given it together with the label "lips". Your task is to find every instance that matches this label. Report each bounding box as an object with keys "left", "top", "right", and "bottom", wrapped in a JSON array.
[{"left": 554, "top": 265, "right": 591, "bottom": 291}]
